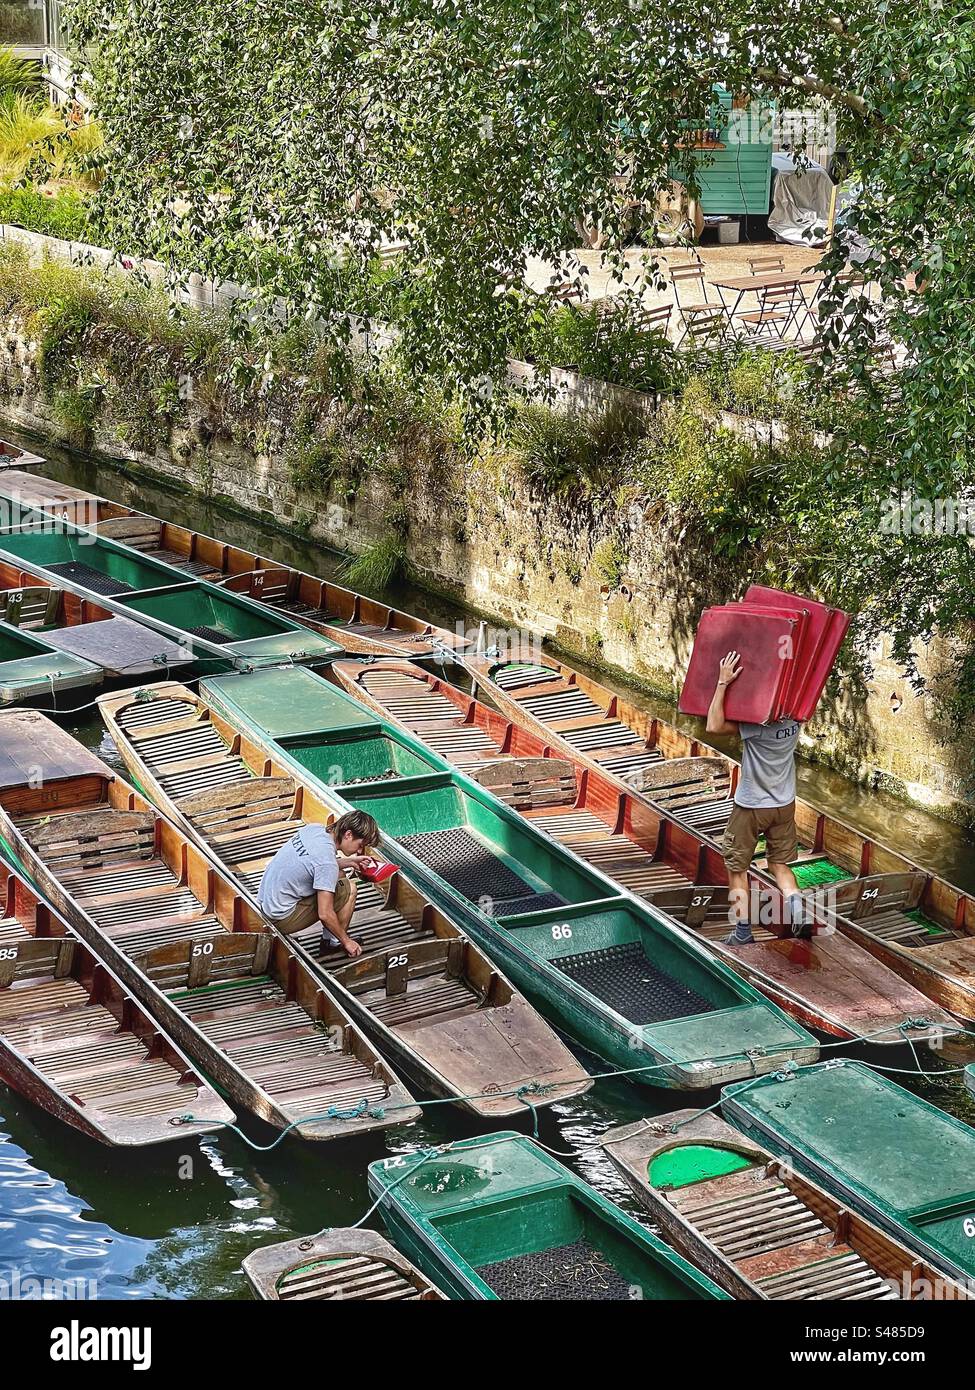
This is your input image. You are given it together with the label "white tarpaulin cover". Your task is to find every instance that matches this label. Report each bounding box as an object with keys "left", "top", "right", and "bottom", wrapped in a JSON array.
[{"left": 768, "top": 153, "right": 834, "bottom": 247}]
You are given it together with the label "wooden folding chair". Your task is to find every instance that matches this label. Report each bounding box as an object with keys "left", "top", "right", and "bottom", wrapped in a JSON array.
[
  {"left": 747, "top": 255, "right": 786, "bottom": 276},
  {"left": 670, "top": 265, "right": 727, "bottom": 345},
  {"left": 634, "top": 303, "right": 673, "bottom": 339},
  {"left": 736, "top": 280, "right": 803, "bottom": 340}
]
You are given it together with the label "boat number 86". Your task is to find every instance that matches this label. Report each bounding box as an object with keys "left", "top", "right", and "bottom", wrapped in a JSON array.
[
  {"left": 551, "top": 924, "right": 572, "bottom": 940},
  {"left": 963, "top": 1217, "right": 975, "bottom": 1238}
]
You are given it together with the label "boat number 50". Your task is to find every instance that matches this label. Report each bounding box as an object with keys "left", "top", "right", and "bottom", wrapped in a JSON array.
[
  {"left": 192, "top": 942, "right": 215, "bottom": 957},
  {"left": 551, "top": 924, "right": 573, "bottom": 940},
  {"left": 963, "top": 1217, "right": 975, "bottom": 1238}
]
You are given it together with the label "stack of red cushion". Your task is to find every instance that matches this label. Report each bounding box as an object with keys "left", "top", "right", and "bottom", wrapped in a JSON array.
[{"left": 679, "top": 586, "right": 850, "bottom": 725}]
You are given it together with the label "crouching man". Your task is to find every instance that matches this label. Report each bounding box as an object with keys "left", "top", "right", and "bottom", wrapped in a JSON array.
[
  {"left": 258, "top": 810, "right": 380, "bottom": 957},
  {"left": 706, "top": 650, "right": 811, "bottom": 945}
]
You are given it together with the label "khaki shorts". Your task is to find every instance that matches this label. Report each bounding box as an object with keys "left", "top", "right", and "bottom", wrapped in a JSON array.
[
  {"left": 267, "top": 874, "right": 352, "bottom": 935},
  {"left": 721, "top": 802, "right": 797, "bottom": 873}
]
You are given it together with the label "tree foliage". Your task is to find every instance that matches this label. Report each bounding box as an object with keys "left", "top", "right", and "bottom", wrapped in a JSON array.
[{"left": 60, "top": 0, "right": 975, "bottom": 726}]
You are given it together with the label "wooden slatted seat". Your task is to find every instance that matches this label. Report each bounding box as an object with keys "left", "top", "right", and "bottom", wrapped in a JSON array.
[
  {"left": 275, "top": 1255, "right": 421, "bottom": 1302},
  {"left": 0, "top": 586, "right": 61, "bottom": 630},
  {"left": 303, "top": 881, "right": 433, "bottom": 964},
  {"left": 626, "top": 757, "right": 734, "bottom": 833},
  {"left": 665, "top": 1162, "right": 900, "bottom": 1301},
  {"left": 0, "top": 913, "right": 32, "bottom": 944},
  {"left": 470, "top": 757, "right": 578, "bottom": 812},
  {"left": 23, "top": 810, "right": 157, "bottom": 877},
  {"left": 560, "top": 721, "right": 645, "bottom": 752},
  {"left": 525, "top": 808, "right": 610, "bottom": 838},
  {"left": 672, "top": 1173, "right": 829, "bottom": 1260},
  {"left": 367, "top": 975, "right": 477, "bottom": 1027},
  {"left": 644, "top": 885, "right": 777, "bottom": 943},
  {"left": 172, "top": 972, "right": 390, "bottom": 1115},
  {"left": 115, "top": 696, "right": 200, "bottom": 729}
]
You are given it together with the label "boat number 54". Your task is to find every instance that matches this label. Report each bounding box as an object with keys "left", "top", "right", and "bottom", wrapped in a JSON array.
[{"left": 551, "top": 924, "right": 573, "bottom": 941}]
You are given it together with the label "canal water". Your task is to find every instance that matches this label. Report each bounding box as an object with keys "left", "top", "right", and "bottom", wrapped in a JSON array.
[{"left": 1, "top": 433, "right": 974, "bottom": 1300}]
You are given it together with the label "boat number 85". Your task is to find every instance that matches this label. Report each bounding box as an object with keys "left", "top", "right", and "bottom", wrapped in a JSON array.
[
  {"left": 963, "top": 1217, "right": 975, "bottom": 1238},
  {"left": 551, "top": 924, "right": 572, "bottom": 941},
  {"left": 0, "top": 947, "right": 17, "bottom": 960}
]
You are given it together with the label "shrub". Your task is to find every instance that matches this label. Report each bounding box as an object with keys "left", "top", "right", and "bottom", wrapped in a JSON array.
[
  {"left": 591, "top": 538, "right": 625, "bottom": 588},
  {"left": 341, "top": 536, "right": 407, "bottom": 591},
  {"left": 0, "top": 187, "right": 92, "bottom": 240}
]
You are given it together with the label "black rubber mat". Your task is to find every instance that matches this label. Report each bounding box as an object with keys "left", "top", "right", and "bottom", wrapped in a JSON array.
[
  {"left": 398, "top": 827, "right": 564, "bottom": 916},
  {"left": 477, "top": 1240, "right": 634, "bottom": 1300},
  {"left": 46, "top": 561, "right": 134, "bottom": 596},
  {"left": 551, "top": 942, "right": 715, "bottom": 1023},
  {"left": 186, "top": 625, "right": 235, "bottom": 645}
]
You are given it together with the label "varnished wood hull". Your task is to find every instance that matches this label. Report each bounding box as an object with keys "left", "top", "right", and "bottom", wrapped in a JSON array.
[
  {"left": 602, "top": 1110, "right": 970, "bottom": 1300},
  {"left": 0, "top": 865, "right": 233, "bottom": 1145},
  {"left": 0, "top": 712, "right": 420, "bottom": 1140}
]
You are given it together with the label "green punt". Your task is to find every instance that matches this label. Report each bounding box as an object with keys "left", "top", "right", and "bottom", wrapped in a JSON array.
[
  {"left": 0, "top": 522, "right": 340, "bottom": 667},
  {"left": 0, "top": 618, "right": 101, "bottom": 701},
  {"left": 201, "top": 666, "right": 819, "bottom": 1089},
  {"left": 367, "top": 1131, "right": 729, "bottom": 1300},
  {"left": 722, "top": 1059, "right": 975, "bottom": 1289}
]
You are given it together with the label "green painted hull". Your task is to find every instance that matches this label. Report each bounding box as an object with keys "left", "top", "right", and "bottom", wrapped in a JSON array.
[
  {"left": 366, "top": 1131, "right": 729, "bottom": 1300},
  {"left": 722, "top": 1059, "right": 975, "bottom": 1288},
  {"left": 201, "top": 666, "right": 818, "bottom": 1089},
  {"left": 0, "top": 522, "right": 341, "bottom": 668}
]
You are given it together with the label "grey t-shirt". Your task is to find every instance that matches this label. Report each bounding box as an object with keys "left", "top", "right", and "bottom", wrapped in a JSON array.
[
  {"left": 258, "top": 825, "right": 339, "bottom": 919},
  {"left": 735, "top": 719, "right": 801, "bottom": 809}
]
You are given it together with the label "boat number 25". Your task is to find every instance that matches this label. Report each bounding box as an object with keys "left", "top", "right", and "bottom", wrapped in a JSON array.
[
  {"left": 964, "top": 1217, "right": 975, "bottom": 1238},
  {"left": 551, "top": 924, "right": 572, "bottom": 940}
]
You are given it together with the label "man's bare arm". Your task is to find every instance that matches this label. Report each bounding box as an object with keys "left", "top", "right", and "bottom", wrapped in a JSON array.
[{"left": 706, "top": 650, "right": 742, "bottom": 735}]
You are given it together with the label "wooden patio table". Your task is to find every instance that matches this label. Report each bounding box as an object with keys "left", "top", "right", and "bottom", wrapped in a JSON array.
[{"left": 710, "top": 270, "right": 825, "bottom": 337}]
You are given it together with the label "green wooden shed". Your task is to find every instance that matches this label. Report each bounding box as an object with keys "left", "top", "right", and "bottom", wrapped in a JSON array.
[{"left": 675, "top": 87, "right": 774, "bottom": 217}]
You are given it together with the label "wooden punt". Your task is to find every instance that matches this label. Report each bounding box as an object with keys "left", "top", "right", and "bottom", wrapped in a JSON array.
[
  {"left": 722, "top": 1058, "right": 975, "bottom": 1289},
  {"left": 0, "top": 859, "right": 234, "bottom": 1145},
  {"left": 601, "top": 1110, "right": 969, "bottom": 1300},
  {"left": 195, "top": 664, "right": 820, "bottom": 1088},
  {"left": 454, "top": 651, "right": 975, "bottom": 1021},
  {"left": 0, "top": 471, "right": 471, "bottom": 658},
  {"left": 329, "top": 659, "right": 958, "bottom": 1045},
  {"left": 242, "top": 1228, "right": 447, "bottom": 1301},
  {"left": 0, "top": 518, "right": 341, "bottom": 669},
  {"left": 0, "top": 710, "right": 420, "bottom": 1140},
  {"left": 97, "top": 681, "right": 592, "bottom": 1118},
  {"left": 0, "top": 580, "right": 195, "bottom": 681},
  {"left": 368, "top": 1130, "right": 729, "bottom": 1300}
]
